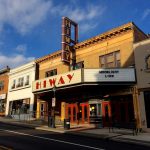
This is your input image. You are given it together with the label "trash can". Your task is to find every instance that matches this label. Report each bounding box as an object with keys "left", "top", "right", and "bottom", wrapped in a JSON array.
[
  {"left": 48, "top": 116, "right": 52, "bottom": 127},
  {"left": 64, "top": 118, "right": 70, "bottom": 129}
]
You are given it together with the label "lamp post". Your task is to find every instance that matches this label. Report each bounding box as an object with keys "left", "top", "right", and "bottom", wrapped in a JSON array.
[{"left": 51, "top": 85, "right": 56, "bottom": 128}]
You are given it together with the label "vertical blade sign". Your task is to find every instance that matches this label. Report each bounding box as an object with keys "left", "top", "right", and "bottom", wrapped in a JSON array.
[{"left": 61, "top": 17, "right": 78, "bottom": 63}]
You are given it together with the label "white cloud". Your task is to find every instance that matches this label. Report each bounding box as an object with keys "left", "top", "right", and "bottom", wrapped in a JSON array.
[
  {"left": 0, "top": 53, "right": 35, "bottom": 68},
  {"left": 50, "top": 3, "right": 106, "bottom": 33},
  {"left": 0, "top": 0, "right": 52, "bottom": 35},
  {"left": 0, "top": 1, "right": 106, "bottom": 35},
  {"left": 80, "top": 23, "right": 98, "bottom": 33},
  {"left": 15, "top": 44, "right": 27, "bottom": 53},
  {"left": 142, "top": 9, "right": 150, "bottom": 20}
]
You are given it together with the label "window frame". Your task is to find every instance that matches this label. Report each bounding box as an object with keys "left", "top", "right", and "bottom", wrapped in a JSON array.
[
  {"left": 45, "top": 69, "right": 57, "bottom": 78},
  {"left": 0, "top": 81, "right": 4, "bottom": 91},
  {"left": 99, "top": 51, "right": 120, "bottom": 68}
]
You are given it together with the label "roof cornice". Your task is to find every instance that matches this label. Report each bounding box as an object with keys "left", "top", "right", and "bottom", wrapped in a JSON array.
[
  {"left": 35, "top": 50, "right": 61, "bottom": 64},
  {"left": 74, "top": 22, "right": 134, "bottom": 49}
]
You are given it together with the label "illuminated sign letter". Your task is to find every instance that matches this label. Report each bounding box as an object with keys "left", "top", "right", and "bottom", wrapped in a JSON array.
[
  {"left": 67, "top": 73, "right": 74, "bottom": 83},
  {"left": 49, "top": 78, "right": 56, "bottom": 87}
]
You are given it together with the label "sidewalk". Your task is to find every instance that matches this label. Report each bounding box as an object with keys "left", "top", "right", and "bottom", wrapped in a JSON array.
[{"left": 1, "top": 117, "right": 150, "bottom": 147}]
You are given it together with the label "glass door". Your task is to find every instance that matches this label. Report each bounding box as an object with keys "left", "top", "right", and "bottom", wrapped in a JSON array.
[
  {"left": 40, "top": 102, "right": 47, "bottom": 120},
  {"left": 66, "top": 104, "right": 78, "bottom": 123},
  {"left": 80, "top": 103, "right": 89, "bottom": 123},
  {"left": 102, "top": 101, "right": 111, "bottom": 127}
]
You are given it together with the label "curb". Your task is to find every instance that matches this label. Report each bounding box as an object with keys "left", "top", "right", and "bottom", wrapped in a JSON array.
[
  {"left": 66, "top": 131, "right": 150, "bottom": 147},
  {"left": 111, "top": 138, "right": 150, "bottom": 147},
  {"left": 0, "top": 121, "right": 36, "bottom": 129},
  {"left": 1, "top": 120, "right": 150, "bottom": 147},
  {"left": 36, "top": 127, "right": 65, "bottom": 133}
]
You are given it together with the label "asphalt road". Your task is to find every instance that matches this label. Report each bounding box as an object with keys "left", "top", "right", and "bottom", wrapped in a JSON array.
[{"left": 0, "top": 122, "right": 149, "bottom": 150}]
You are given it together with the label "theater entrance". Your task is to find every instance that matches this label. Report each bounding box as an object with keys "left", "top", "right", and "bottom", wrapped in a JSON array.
[{"left": 66, "top": 102, "right": 89, "bottom": 124}]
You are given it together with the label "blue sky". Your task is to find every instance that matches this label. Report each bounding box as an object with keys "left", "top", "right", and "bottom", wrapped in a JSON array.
[{"left": 0, "top": 0, "right": 150, "bottom": 68}]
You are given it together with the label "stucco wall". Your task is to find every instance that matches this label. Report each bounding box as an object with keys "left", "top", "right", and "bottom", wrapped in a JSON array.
[{"left": 134, "top": 39, "right": 150, "bottom": 89}]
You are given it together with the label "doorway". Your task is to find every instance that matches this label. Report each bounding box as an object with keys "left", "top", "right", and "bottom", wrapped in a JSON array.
[
  {"left": 66, "top": 103, "right": 89, "bottom": 124},
  {"left": 66, "top": 103, "right": 78, "bottom": 123},
  {"left": 40, "top": 102, "right": 47, "bottom": 119},
  {"left": 79, "top": 103, "right": 89, "bottom": 123},
  {"left": 144, "top": 91, "right": 150, "bottom": 128},
  {"left": 102, "top": 101, "right": 111, "bottom": 127}
]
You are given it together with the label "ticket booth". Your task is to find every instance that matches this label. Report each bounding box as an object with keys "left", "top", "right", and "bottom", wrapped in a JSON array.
[{"left": 89, "top": 99, "right": 103, "bottom": 127}]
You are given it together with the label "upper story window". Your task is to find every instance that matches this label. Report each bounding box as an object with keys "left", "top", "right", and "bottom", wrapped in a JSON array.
[
  {"left": 71, "top": 61, "right": 84, "bottom": 70},
  {"left": 0, "top": 81, "right": 4, "bottom": 91},
  {"left": 75, "top": 61, "right": 84, "bottom": 70},
  {"left": 17, "top": 77, "right": 24, "bottom": 87},
  {"left": 99, "top": 51, "right": 120, "bottom": 68},
  {"left": 45, "top": 69, "right": 57, "bottom": 77},
  {"left": 11, "top": 80, "right": 16, "bottom": 89},
  {"left": 10, "top": 75, "right": 30, "bottom": 90},
  {"left": 25, "top": 75, "right": 30, "bottom": 86}
]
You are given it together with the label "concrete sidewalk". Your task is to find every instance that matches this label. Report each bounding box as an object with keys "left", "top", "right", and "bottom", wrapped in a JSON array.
[{"left": 1, "top": 117, "right": 150, "bottom": 147}]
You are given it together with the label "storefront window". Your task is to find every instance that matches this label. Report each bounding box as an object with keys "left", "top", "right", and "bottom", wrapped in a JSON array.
[
  {"left": 9, "top": 99, "right": 30, "bottom": 115},
  {"left": 97, "top": 104, "right": 102, "bottom": 116},
  {"left": 90, "top": 104, "right": 97, "bottom": 116},
  {"left": 0, "top": 100, "right": 5, "bottom": 113}
]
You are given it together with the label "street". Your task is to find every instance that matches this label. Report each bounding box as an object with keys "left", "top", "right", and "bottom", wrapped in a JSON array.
[{"left": 0, "top": 122, "right": 149, "bottom": 150}]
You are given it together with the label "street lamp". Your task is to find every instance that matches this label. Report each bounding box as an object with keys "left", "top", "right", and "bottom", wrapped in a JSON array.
[{"left": 51, "top": 85, "right": 56, "bottom": 128}]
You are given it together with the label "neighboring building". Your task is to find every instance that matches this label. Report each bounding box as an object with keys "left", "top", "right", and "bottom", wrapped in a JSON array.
[
  {"left": 6, "top": 61, "right": 36, "bottom": 119},
  {"left": 32, "top": 22, "right": 148, "bottom": 128},
  {"left": 0, "top": 66, "right": 10, "bottom": 116},
  {"left": 134, "top": 38, "right": 150, "bottom": 131}
]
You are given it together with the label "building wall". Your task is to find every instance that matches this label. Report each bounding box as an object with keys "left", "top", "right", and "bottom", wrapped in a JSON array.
[
  {"left": 0, "top": 73, "right": 9, "bottom": 95},
  {"left": 134, "top": 39, "right": 150, "bottom": 89},
  {"left": 36, "top": 22, "right": 148, "bottom": 79},
  {"left": 38, "top": 56, "right": 69, "bottom": 79},
  {"left": 75, "top": 32, "right": 134, "bottom": 68},
  {"left": 0, "top": 69, "right": 9, "bottom": 115},
  {"left": 138, "top": 92, "right": 147, "bottom": 129},
  {"left": 6, "top": 62, "right": 36, "bottom": 115},
  {"left": 134, "top": 39, "right": 150, "bottom": 130},
  {"left": 133, "top": 25, "right": 148, "bottom": 43}
]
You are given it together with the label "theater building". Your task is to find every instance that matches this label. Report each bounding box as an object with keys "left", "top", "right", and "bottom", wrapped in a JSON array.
[
  {"left": 6, "top": 61, "right": 36, "bottom": 119},
  {"left": 134, "top": 38, "right": 150, "bottom": 130},
  {"left": 0, "top": 66, "right": 10, "bottom": 116},
  {"left": 33, "top": 21, "right": 148, "bottom": 128}
]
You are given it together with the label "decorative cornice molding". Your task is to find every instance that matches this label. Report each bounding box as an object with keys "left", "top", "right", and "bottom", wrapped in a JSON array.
[
  {"left": 74, "top": 22, "right": 133, "bottom": 49},
  {"left": 35, "top": 50, "right": 61, "bottom": 64}
]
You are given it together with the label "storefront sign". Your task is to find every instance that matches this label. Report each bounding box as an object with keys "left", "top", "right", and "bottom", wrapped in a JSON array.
[
  {"left": 61, "top": 17, "right": 78, "bottom": 63},
  {"left": 0, "top": 94, "right": 6, "bottom": 99},
  {"left": 32, "top": 69, "right": 82, "bottom": 92},
  {"left": 84, "top": 68, "right": 135, "bottom": 82}
]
